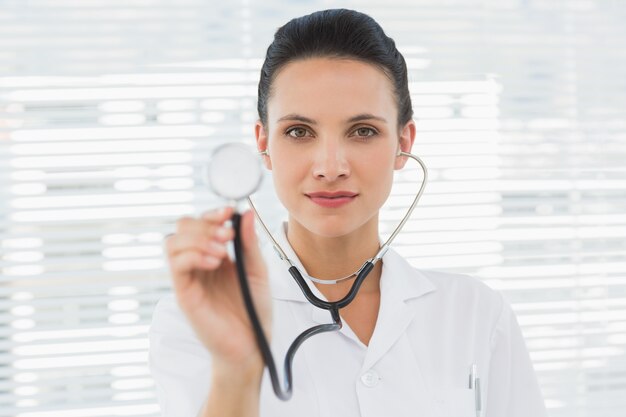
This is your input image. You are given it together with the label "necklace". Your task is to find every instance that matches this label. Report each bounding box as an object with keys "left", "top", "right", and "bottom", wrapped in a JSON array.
[{"left": 301, "top": 258, "right": 374, "bottom": 285}]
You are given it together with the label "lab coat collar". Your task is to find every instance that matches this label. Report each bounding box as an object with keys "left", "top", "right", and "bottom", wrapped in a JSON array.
[{"left": 263, "top": 222, "right": 437, "bottom": 305}]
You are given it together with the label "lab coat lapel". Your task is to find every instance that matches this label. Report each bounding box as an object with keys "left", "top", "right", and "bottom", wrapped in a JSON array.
[
  {"left": 262, "top": 223, "right": 437, "bottom": 358},
  {"left": 263, "top": 222, "right": 314, "bottom": 303},
  {"left": 362, "top": 248, "right": 436, "bottom": 371}
]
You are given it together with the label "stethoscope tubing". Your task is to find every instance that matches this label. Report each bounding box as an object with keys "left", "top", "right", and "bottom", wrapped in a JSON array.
[
  {"left": 230, "top": 151, "right": 427, "bottom": 400},
  {"left": 231, "top": 213, "right": 345, "bottom": 400}
]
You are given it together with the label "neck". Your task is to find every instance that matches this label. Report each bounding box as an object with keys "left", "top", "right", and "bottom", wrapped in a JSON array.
[{"left": 286, "top": 216, "right": 382, "bottom": 298}]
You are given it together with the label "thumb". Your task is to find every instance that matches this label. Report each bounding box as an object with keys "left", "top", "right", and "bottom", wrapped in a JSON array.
[{"left": 239, "top": 210, "right": 266, "bottom": 275}]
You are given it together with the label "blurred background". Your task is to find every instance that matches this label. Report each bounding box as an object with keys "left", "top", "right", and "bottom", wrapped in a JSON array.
[{"left": 0, "top": 0, "right": 625, "bottom": 416}]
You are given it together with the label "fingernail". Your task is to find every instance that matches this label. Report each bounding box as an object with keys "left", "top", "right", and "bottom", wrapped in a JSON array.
[
  {"left": 206, "top": 256, "right": 219, "bottom": 265},
  {"left": 216, "top": 227, "right": 230, "bottom": 239},
  {"left": 202, "top": 207, "right": 228, "bottom": 219},
  {"left": 207, "top": 241, "right": 225, "bottom": 254}
]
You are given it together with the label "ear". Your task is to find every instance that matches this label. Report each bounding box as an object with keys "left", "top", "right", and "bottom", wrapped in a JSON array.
[
  {"left": 255, "top": 120, "right": 272, "bottom": 170},
  {"left": 394, "top": 119, "right": 416, "bottom": 170}
]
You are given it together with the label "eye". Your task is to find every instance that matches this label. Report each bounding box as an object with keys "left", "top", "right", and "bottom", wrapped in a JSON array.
[
  {"left": 353, "top": 127, "right": 377, "bottom": 138},
  {"left": 285, "top": 127, "right": 311, "bottom": 139}
]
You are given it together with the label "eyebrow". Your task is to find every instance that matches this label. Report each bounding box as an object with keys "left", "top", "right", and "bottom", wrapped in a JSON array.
[{"left": 276, "top": 113, "right": 387, "bottom": 124}]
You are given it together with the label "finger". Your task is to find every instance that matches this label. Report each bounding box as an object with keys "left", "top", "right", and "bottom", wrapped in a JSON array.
[
  {"left": 212, "top": 224, "right": 235, "bottom": 244},
  {"left": 169, "top": 250, "right": 222, "bottom": 279},
  {"left": 175, "top": 216, "right": 234, "bottom": 242},
  {"left": 165, "top": 234, "right": 228, "bottom": 259},
  {"left": 201, "top": 206, "right": 234, "bottom": 222}
]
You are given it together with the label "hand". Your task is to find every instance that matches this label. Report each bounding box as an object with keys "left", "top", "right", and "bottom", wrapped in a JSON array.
[{"left": 164, "top": 207, "right": 271, "bottom": 374}]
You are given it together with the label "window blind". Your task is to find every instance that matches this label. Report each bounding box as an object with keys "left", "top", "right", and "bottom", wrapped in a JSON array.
[{"left": 0, "top": 1, "right": 625, "bottom": 416}]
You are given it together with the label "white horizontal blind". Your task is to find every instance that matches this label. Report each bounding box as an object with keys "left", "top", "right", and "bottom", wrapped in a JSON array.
[
  {"left": 0, "top": 1, "right": 625, "bottom": 417},
  {"left": 365, "top": 2, "right": 626, "bottom": 416},
  {"left": 0, "top": 2, "right": 270, "bottom": 417}
]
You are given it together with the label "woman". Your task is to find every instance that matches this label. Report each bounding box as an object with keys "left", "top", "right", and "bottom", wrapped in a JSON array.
[{"left": 149, "top": 8, "right": 547, "bottom": 417}]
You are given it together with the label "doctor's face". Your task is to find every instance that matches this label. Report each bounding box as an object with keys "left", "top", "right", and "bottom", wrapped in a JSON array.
[{"left": 256, "top": 57, "right": 414, "bottom": 238}]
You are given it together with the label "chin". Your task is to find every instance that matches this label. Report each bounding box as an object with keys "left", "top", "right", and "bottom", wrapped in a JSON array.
[{"left": 300, "top": 212, "right": 371, "bottom": 239}]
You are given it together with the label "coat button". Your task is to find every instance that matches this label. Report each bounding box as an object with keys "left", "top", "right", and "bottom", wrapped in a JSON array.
[{"left": 360, "top": 369, "right": 380, "bottom": 387}]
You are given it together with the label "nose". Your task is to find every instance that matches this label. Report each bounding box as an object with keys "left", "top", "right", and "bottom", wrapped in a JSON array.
[{"left": 311, "top": 137, "right": 350, "bottom": 182}]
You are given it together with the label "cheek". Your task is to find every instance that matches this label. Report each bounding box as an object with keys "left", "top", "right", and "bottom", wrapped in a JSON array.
[
  {"left": 270, "top": 166, "right": 292, "bottom": 211},
  {"left": 360, "top": 156, "right": 395, "bottom": 200},
  {"left": 270, "top": 152, "right": 305, "bottom": 203},
  {"left": 272, "top": 152, "right": 301, "bottom": 181},
  {"left": 377, "top": 168, "right": 395, "bottom": 198}
]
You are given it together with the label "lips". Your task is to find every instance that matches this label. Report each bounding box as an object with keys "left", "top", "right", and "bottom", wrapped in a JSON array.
[
  {"left": 306, "top": 191, "right": 358, "bottom": 198},
  {"left": 305, "top": 191, "right": 358, "bottom": 208}
]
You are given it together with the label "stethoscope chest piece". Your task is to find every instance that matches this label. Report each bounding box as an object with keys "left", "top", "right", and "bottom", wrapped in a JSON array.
[{"left": 204, "top": 143, "right": 263, "bottom": 201}]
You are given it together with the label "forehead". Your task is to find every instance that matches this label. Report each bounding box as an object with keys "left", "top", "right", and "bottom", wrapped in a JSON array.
[{"left": 268, "top": 57, "right": 397, "bottom": 123}]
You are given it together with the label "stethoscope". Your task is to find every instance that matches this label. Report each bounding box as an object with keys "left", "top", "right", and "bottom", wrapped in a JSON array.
[{"left": 204, "top": 142, "right": 428, "bottom": 400}]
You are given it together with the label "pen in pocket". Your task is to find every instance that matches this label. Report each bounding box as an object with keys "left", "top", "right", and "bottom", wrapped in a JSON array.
[{"left": 469, "top": 364, "right": 481, "bottom": 417}]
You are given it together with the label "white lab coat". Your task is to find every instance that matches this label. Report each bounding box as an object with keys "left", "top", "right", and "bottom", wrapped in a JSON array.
[{"left": 149, "top": 223, "right": 547, "bottom": 417}]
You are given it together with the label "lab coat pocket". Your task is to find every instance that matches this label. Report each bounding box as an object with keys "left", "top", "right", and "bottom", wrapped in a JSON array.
[{"left": 432, "top": 387, "right": 476, "bottom": 417}]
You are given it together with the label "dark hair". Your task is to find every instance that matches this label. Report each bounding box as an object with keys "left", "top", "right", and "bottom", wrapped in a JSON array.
[{"left": 257, "top": 8, "right": 413, "bottom": 132}]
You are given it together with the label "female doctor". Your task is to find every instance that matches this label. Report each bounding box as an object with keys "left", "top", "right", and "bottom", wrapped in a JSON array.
[{"left": 149, "top": 8, "right": 547, "bottom": 417}]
